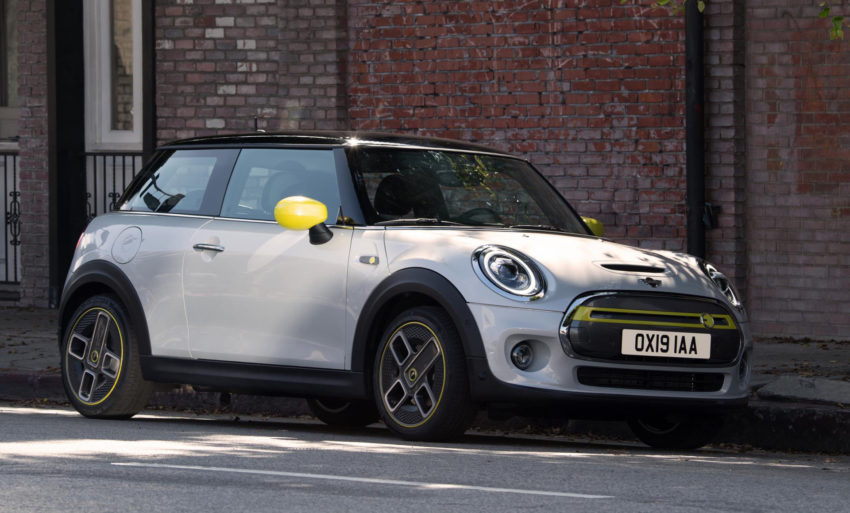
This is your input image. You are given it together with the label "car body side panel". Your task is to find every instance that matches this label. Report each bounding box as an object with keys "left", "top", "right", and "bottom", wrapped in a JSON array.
[
  {"left": 65, "top": 212, "right": 210, "bottom": 359},
  {"left": 183, "top": 220, "right": 353, "bottom": 368},
  {"left": 344, "top": 229, "right": 389, "bottom": 368}
]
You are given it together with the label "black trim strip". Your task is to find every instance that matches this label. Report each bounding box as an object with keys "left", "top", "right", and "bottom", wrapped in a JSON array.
[{"left": 140, "top": 356, "right": 367, "bottom": 399}]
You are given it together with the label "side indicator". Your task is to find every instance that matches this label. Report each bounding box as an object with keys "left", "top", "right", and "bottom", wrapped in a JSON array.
[{"left": 358, "top": 255, "right": 379, "bottom": 265}]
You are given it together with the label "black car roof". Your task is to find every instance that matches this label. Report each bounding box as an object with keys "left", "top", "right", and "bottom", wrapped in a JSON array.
[{"left": 158, "top": 131, "right": 514, "bottom": 157}]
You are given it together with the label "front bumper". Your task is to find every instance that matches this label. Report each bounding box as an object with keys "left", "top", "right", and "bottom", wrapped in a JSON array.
[{"left": 467, "top": 297, "right": 752, "bottom": 409}]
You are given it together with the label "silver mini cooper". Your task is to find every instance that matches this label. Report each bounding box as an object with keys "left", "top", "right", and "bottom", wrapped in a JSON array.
[{"left": 59, "top": 132, "right": 751, "bottom": 449}]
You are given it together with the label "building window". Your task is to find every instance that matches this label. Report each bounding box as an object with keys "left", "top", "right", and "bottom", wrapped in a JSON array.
[
  {"left": 84, "top": 0, "right": 142, "bottom": 151},
  {"left": 0, "top": 0, "right": 19, "bottom": 143}
]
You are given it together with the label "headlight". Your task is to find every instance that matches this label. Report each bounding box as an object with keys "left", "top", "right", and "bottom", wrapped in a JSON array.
[
  {"left": 472, "top": 245, "right": 545, "bottom": 301},
  {"left": 699, "top": 260, "right": 742, "bottom": 309}
]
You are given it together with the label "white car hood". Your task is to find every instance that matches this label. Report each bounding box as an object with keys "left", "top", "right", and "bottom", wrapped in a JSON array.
[{"left": 384, "top": 228, "right": 729, "bottom": 312}]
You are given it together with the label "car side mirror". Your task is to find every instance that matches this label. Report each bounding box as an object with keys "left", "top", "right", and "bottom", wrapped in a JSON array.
[
  {"left": 581, "top": 216, "right": 604, "bottom": 237},
  {"left": 274, "top": 196, "right": 334, "bottom": 245}
]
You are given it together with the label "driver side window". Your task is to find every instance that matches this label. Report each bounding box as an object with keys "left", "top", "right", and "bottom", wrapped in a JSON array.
[
  {"left": 220, "top": 149, "right": 340, "bottom": 221},
  {"left": 122, "top": 149, "right": 236, "bottom": 215}
]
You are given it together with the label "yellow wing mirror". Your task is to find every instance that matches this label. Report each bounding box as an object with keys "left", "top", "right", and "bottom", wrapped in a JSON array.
[
  {"left": 581, "top": 216, "right": 604, "bottom": 237},
  {"left": 274, "top": 196, "right": 333, "bottom": 245}
]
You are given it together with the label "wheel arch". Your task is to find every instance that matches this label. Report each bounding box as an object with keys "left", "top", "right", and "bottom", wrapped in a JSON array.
[
  {"left": 59, "top": 261, "right": 151, "bottom": 356},
  {"left": 350, "top": 267, "right": 484, "bottom": 393}
]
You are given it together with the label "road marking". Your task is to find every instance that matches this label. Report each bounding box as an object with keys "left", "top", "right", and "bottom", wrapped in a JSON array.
[{"left": 112, "top": 462, "right": 612, "bottom": 499}]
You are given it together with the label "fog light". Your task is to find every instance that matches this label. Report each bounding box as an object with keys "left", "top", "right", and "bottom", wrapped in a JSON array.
[{"left": 511, "top": 342, "right": 534, "bottom": 370}]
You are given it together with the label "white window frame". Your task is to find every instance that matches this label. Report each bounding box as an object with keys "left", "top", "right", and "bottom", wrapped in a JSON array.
[{"left": 84, "top": 0, "right": 142, "bottom": 151}]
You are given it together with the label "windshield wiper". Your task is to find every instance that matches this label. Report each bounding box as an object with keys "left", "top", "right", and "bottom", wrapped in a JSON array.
[
  {"left": 375, "top": 218, "right": 465, "bottom": 227},
  {"left": 508, "top": 224, "right": 568, "bottom": 233}
]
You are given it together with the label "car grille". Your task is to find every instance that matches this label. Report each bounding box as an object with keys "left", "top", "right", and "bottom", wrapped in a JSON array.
[
  {"left": 560, "top": 293, "right": 743, "bottom": 365},
  {"left": 576, "top": 367, "right": 725, "bottom": 392}
]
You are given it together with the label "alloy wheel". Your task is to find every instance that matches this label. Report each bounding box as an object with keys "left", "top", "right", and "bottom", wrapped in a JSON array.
[
  {"left": 65, "top": 308, "right": 124, "bottom": 405},
  {"left": 377, "top": 321, "right": 446, "bottom": 428}
]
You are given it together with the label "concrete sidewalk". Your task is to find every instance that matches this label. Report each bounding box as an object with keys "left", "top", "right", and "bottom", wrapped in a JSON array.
[{"left": 2, "top": 306, "right": 848, "bottom": 452}]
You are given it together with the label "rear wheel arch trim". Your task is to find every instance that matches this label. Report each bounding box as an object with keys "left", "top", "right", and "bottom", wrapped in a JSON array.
[
  {"left": 350, "top": 267, "right": 484, "bottom": 377},
  {"left": 59, "top": 261, "right": 151, "bottom": 357}
]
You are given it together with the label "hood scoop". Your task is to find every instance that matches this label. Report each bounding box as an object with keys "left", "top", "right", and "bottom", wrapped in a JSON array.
[{"left": 599, "top": 263, "right": 667, "bottom": 274}]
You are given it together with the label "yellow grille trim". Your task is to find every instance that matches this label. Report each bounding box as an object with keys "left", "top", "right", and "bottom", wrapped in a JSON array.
[{"left": 570, "top": 306, "right": 737, "bottom": 330}]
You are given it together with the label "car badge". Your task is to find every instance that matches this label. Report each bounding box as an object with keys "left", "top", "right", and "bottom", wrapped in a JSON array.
[
  {"left": 639, "top": 277, "right": 662, "bottom": 288},
  {"left": 700, "top": 314, "right": 715, "bottom": 329}
]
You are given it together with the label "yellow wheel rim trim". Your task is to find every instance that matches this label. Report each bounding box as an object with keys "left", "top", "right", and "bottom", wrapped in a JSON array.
[
  {"left": 380, "top": 321, "right": 447, "bottom": 429},
  {"left": 64, "top": 307, "right": 124, "bottom": 406}
]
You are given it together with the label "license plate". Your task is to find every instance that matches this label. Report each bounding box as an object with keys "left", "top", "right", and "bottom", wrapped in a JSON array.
[{"left": 621, "top": 329, "right": 711, "bottom": 359}]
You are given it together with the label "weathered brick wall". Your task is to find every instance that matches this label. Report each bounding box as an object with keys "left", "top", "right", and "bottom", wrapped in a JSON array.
[
  {"left": 155, "top": 0, "right": 281, "bottom": 140},
  {"left": 746, "top": 0, "right": 850, "bottom": 338},
  {"left": 348, "top": 0, "right": 687, "bottom": 250},
  {"left": 704, "top": 0, "right": 747, "bottom": 296},
  {"left": 155, "top": 0, "right": 349, "bottom": 142},
  {"left": 15, "top": 0, "right": 49, "bottom": 306},
  {"left": 278, "top": 0, "right": 349, "bottom": 130}
]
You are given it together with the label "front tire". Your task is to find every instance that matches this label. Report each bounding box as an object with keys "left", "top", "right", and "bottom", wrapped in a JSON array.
[
  {"left": 61, "top": 294, "right": 153, "bottom": 418},
  {"left": 628, "top": 414, "right": 724, "bottom": 450},
  {"left": 373, "top": 306, "right": 474, "bottom": 441}
]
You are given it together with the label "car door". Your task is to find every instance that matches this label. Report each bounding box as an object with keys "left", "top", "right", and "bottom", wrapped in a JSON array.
[
  {"left": 182, "top": 148, "right": 352, "bottom": 369},
  {"left": 116, "top": 148, "right": 238, "bottom": 358}
]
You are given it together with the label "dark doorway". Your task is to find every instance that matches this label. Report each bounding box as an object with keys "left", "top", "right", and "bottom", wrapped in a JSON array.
[{"left": 48, "top": 1, "right": 87, "bottom": 307}]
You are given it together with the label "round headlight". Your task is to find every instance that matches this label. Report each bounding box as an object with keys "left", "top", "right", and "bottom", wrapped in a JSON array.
[
  {"left": 473, "top": 246, "right": 544, "bottom": 300},
  {"left": 699, "top": 260, "right": 742, "bottom": 308}
]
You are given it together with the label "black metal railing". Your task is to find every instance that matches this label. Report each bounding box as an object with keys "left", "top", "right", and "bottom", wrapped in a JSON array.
[
  {"left": 85, "top": 152, "right": 143, "bottom": 221},
  {"left": 1, "top": 150, "right": 20, "bottom": 284}
]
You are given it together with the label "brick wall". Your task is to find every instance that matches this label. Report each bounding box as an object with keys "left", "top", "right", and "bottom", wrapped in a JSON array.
[
  {"left": 278, "top": 0, "right": 348, "bottom": 130},
  {"left": 746, "top": 0, "right": 850, "bottom": 338},
  {"left": 155, "top": 0, "right": 281, "bottom": 140},
  {"left": 15, "top": 0, "right": 49, "bottom": 306},
  {"left": 155, "top": 0, "right": 349, "bottom": 142},
  {"left": 704, "top": 0, "right": 747, "bottom": 296},
  {"left": 347, "top": 0, "right": 687, "bottom": 250}
]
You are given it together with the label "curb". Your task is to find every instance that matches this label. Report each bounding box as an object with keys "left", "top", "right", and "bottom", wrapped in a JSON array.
[
  {"left": 0, "top": 373, "right": 65, "bottom": 402},
  {"left": 2, "top": 371, "right": 847, "bottom": 454}
]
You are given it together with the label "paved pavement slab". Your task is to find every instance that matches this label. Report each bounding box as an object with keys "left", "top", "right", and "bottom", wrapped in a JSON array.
[{"left": 757, "top": 376, "right": 850, "bottom": 406}]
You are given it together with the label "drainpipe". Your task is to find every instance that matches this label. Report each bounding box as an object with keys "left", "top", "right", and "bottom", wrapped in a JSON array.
[{"left": 685, "top": 0, "right": 705, "bottom": 259}]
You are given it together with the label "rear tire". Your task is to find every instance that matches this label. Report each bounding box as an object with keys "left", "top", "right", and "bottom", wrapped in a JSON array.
[
  {"left": 628, "top": 414, "right": 724, "bottom": 450},
  {"left": 373, "top": 306, "right": 475, "bottom": 441},
  {"left": 307, "top": 398, "right": 378, "bottom": 428},
  {"left": 60, "top": 294, "right": 153, "bottom": 419}
]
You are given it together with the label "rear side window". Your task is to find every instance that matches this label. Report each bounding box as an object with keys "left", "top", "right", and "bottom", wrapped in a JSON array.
[
  {"left": 220, "top": 149, "right": 340, "bottom": 221},
  {"left": 120, "top": 149, "right": 237, "bottom": 215}
]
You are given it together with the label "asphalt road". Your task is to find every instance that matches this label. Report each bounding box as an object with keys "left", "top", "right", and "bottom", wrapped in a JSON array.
[{"left": 1, "top": 403, "right": 848, "bottom": 513}]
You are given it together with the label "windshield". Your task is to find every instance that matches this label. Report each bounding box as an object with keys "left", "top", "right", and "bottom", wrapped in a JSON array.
[{"left": 347, "top": 147, "right": 589, "bottom": 234}]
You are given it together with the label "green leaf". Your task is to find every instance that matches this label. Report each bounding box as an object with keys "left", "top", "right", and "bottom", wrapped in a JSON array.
[
  {"left": 819, "top": 6, "right": 830, "bottom": 18},
  {"left": 620, "top": 0, "right": 628, "bottom": 4},
  {"left": 656, "top": 0, "right": 671, "bottom": 6},
  {"left": 830, "top": 16, "right": 845, "bottom": 40},
  {"left": 697, "top": 0, "right": 705, "bottom": 12}
]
